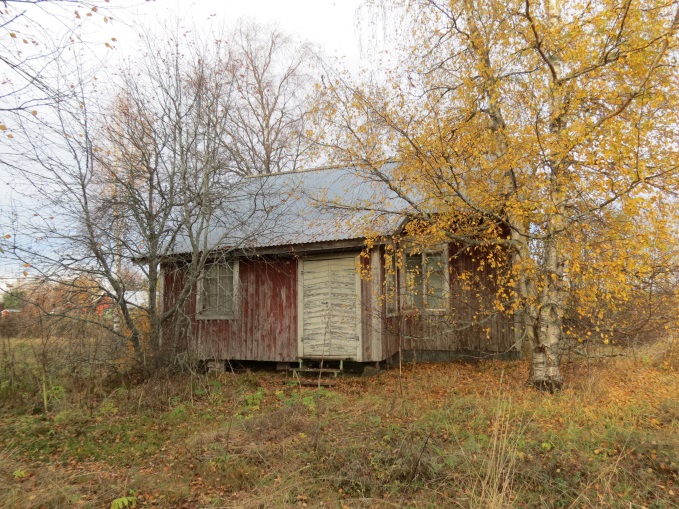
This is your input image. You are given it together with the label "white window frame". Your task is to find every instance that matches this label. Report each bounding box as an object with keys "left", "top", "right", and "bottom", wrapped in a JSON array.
[
  {"left": 399, "top": 244, "right": 449, "bottom": 314},
  {"left": 196, "top": 260, "right": 239, "bottom": 320},
  {"left": 384, "top": 249, "right": 399, "bottom": 318}
]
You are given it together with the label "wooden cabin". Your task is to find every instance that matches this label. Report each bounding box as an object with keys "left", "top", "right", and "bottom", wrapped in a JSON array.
[{"left": 160, "top": 164, "right": 516, "bottom": 366}]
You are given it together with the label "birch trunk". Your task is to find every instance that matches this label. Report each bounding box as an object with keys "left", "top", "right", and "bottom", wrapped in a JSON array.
[
  {"left": 527, "top": 0, "right": 567, "bottom": 389},
  {"left": 529, "top": 235, "right": 565, "bottom": 390}
]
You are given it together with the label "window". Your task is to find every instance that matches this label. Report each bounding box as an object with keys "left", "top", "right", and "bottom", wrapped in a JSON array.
[
  {"left": 385, "top": 251, "right": 398, "bottom": 317},
  {"left": 197, "top": 261, "right": 238, "bottom": 319},
  {"left": 401, "top": 249, "right": 447, "bottom": 312}
]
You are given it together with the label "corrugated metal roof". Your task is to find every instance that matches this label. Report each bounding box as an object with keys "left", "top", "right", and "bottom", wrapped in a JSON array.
[{"left": 171, "top": 162, "right": 409, "bottom": 254}]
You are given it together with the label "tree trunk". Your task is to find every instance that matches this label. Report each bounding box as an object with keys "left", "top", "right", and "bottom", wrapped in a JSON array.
[
  {"left": 529, "top": 234, "right": 565, "bottom": 391},
  {"left": 526, "top": 0, "right": 567, "bottom": 391},
  {"left": 530, "top": 319, "right": 564, "bottom": 392}
]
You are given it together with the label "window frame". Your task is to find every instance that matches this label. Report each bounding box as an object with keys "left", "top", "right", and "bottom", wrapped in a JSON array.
[
  {"left": 398, "top": 244, "right": 449, "bottom": 314},
  {"left": 384, "top": 249, "right": 399, "bottom": 318},
  {"left": 196, "top": 260, "right": 239, "bottom": 320}
]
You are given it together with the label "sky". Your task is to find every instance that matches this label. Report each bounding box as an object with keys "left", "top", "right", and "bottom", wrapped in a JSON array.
[
  {"left": 112, "top": 0, "right": 379, "bottom": 70},
  {"left": 0, "top": 0, "right": 384, "bottom": 206},
  {"left": 0, "top": 0, "right": 392, "bottom": 283}
]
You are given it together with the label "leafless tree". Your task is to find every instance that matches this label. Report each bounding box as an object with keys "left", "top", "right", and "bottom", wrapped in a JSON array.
[
  {"left": 0, "top": 0, "right": 110, "bottom": 114},
  {"left": 223, "top": 20, "right": 321, "bottom": 176},
  {"left": 1, "top": 20, "right": 321, "bottom": 371}
]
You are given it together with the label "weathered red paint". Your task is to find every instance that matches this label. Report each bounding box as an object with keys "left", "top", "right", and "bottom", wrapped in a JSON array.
[
  {"left": 161, "top": 244, "right": 514, "bottom": 364},
  {"left": 162, "top": 257, "right": 298, "bottom": 362},
  {"left": 396, "top": 243, "right": 514, "bottom": 353}
]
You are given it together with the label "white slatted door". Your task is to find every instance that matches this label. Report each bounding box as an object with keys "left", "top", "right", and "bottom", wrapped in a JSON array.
[{"left": 300, "top": 256, "right": 360, "bottom": 359}]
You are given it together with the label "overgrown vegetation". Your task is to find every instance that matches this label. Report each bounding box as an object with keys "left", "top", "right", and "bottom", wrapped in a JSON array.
[{"left": 1, "top": 335, "right": 677, "bottom": 508}]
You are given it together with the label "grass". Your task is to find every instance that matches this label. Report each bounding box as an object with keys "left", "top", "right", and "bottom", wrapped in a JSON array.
[{"left": 0, "top": 338, "right": 678, "bottom": 508}]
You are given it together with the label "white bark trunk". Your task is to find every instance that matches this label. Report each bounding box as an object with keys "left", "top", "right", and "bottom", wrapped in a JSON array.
[{"left": 529, "top": 225, "right": 565, "bottom": 391}]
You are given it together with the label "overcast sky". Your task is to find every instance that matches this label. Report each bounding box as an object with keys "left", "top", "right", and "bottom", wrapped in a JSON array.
[
  {"left": 113, "top": 0, "right": 380, "bottom": 70},
  {"left": 0, "top": 0, "right": 383, "bottom": 203},
  {"left": 0, "top": 0, "right": 393, "bottom": 282}
]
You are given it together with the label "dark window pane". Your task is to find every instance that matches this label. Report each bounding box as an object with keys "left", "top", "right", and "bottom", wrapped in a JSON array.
[
  {"left": 404, "top": 254, "right": 423, "bottom": 309},
  {"left": 425, "top": 253, "right": 444, "bottom": 309},
  {"left": 200, "top": 263, "right": 234, "bottom": 317}
]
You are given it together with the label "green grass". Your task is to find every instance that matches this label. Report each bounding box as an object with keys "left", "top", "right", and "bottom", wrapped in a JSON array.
[{"left": 0, "top": 339, "right": 678, "bottom": 508}]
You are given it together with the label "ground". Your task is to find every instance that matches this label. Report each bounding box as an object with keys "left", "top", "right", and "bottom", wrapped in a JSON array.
[{"left": 0, "top": 342, "right": 678, "bottom": 508}]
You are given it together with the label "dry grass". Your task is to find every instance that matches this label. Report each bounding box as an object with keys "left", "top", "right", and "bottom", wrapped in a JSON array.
[{"left": 0, "top": 340, "right": 678, "bottom": 508}]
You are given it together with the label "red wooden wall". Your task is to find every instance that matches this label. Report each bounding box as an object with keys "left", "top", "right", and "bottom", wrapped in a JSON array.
[
  {"left": 163, "top": 257, "right": 298, "bottom": 362},
  {"left": 380, "top": 244, "right": 515, "bottom": 356},
  {"left": 161, "top": 244, "right": 515, "bottom": 364}
]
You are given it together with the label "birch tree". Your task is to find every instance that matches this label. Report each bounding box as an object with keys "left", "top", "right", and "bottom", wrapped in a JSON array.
[
  {"left": 99, "top": 23, "right": 323, "bottom": 364},
  {"left": 94, "top": 31, "right": 241, "bottom": 366},
  {"left": 321, "top": 0, "right": 679, "bottom": 389},
  {"left": 223, "top": 21, "right": 320, "bottom": 176}
]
